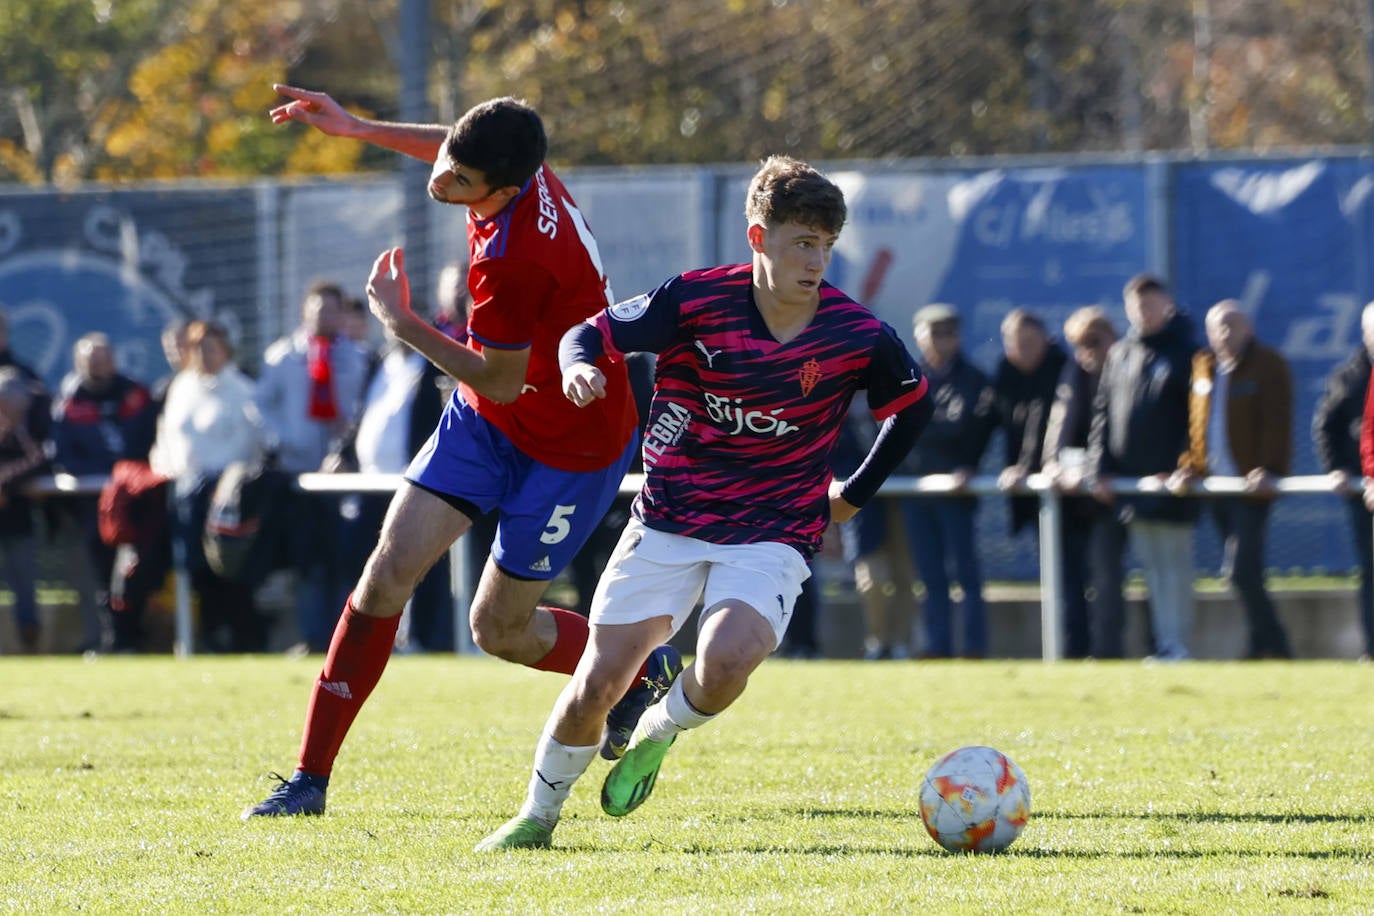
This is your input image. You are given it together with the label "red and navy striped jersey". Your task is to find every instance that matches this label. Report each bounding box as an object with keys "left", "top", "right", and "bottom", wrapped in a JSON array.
[
  {"left": 591, "top": 263, "right": 927, "bottom": 558},
  {"left": 462, "top": 164, "right": 638, "bottom": 471}
]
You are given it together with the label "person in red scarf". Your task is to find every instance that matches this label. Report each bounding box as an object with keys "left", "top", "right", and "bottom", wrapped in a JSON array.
[
  {"left": 244, "top": 87, "right": 679, "bottom": 821},
  {"left": 254, "top": 281, "right": 369, "bottom": 655}
]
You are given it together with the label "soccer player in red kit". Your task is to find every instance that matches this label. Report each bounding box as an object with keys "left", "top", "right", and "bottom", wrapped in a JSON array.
[{"left": 244, "top": 87, "right": 681, "bottom": 819}]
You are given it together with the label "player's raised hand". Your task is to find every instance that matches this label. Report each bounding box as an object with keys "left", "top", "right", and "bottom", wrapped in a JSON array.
[
  {"left": 269, "top": 84, "right": 356, "bottom": 135},
  {"left": 365, "top": 247, "right": 415, "bottom": 334},
  {"left": 562, "top": 363, "right": 607, "bottom": 407}
]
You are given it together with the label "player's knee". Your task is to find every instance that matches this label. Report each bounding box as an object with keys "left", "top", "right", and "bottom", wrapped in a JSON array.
[
  {"left": 468, "top": 619, "right": 519, "bottom": 661},
  {"left": 468, "top": 607, "right": 530, "bottom": 661},
  {"left": 694, "top": 645, "right": 762, "bottom": 695}
]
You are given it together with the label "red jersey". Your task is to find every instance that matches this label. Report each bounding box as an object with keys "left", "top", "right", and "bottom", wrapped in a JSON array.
[{"left": 462, "top": 165, "right": 637, "bottom": 471}]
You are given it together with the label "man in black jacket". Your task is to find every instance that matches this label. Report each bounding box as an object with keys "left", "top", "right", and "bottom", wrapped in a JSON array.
[
  {"left": 51, "top": 333, "right": 158, "bottom": 653},
  {"left": 901, "top": 303, "right": 997, "bottom": 658},
  {"left": 994, "top": 308, "right": 1068, "bottom": 536},
  {"left": 1088, "top": 274, "right": 1198, "bottom": 661},
  {"left": 1312, "top": 300, "right": 1374, "bottom": 660}
]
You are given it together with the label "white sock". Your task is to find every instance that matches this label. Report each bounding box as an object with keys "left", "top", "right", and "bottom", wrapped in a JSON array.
[
  {"left": 519, "top": 733, "right": 599, "bottom": 828},
  {"left": 638, "top": 676, "right": 715, "bottom": 743}
]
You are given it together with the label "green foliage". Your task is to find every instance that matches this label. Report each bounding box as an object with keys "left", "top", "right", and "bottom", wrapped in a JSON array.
[
  {"left": 2, "top": 656, "right": 1372, "bottom": 912},
  {"left": 0, "top": 0, "right": 179, "bottom": 181},
  {"left": 0, "top": 0, "right": 360, "bottom": 183}
]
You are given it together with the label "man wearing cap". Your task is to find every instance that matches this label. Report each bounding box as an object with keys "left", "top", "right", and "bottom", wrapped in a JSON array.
[{"left": 899, "top": 304, "right": 997, "bottom": 658}]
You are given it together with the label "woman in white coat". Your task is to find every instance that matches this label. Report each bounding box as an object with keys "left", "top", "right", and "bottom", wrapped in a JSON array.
[{"left": 151, "top": 320, "right": 266, "bottom": 651}]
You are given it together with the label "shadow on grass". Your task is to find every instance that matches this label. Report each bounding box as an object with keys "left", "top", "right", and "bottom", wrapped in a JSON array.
[
  {"left": 643, "top": 843, "right": 1372, "bottom": 860},
  {"left": 544, "top": 840, "right": 1368, "bottom": 859},
  {"left": 789, "top": 807, "right": 1363, "bottom": 826},
  {"left": 1033, "top": 810, "right": 1363, "bottom": 825}
]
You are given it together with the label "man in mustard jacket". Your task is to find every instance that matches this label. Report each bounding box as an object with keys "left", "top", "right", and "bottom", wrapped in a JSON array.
[{"left": 1174, "top": 299, "right": 1293, "bottom": 659}]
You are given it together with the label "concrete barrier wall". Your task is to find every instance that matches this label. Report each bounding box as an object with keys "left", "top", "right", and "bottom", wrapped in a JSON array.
[{"left": 813, "top": 584, "right": 1368, "bottom": 661}]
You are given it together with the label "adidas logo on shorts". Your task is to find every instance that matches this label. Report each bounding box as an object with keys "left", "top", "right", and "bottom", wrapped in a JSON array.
[{"left": 529, "top": 556, "right": 552, "bottom": 573}]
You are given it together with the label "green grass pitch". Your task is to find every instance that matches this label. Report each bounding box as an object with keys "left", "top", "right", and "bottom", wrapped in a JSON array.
[{"left": 2, "top": 655, "right": 1370, "bottom": 913}]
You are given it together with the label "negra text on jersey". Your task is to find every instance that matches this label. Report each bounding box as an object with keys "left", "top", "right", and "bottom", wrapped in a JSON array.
[{"left": 642, "top": 400, "right": 692, "bottom": 469}]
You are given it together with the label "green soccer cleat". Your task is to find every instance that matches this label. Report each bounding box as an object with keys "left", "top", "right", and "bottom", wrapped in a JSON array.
[
  {"left": 600, "top": 724, "right": 677, "bottom": 817},
  {"left": 473, "top": 815, "right": 554, "bottom": 852}
]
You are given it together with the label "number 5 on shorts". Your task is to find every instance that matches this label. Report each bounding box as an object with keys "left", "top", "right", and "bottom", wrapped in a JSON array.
[{"left": 541, "top": 504, "right": 577, "bottom": 544}]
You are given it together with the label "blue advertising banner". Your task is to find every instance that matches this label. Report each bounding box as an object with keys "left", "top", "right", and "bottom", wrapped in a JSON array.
[
  {"left": 926, "top": 165, "right": 1153, "bottom": 368},
  {"left": 1172, "top": 156, "right": 1374, "bottom": 574},
  {"left": 927, "top": 166, "right": 1154, "bottom": 577},
  {"left": 0, "top": 187, "right": 261, "bottom": 392},
  {"left": 717, "top": 164, "right": 1156, "bottom": 579}
]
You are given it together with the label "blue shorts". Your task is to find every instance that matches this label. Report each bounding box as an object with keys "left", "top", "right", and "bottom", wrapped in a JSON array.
[{"left": 406, "top": 395, "right": 637, "bottom": 580}]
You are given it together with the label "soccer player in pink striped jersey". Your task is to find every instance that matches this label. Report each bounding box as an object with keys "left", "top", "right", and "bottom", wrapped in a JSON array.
[
  {"left": 245, "top": 87, "right": 679, "bottom": 820},
  {"left": 477, "top": 155, "right": 934, "bottom": 850}
]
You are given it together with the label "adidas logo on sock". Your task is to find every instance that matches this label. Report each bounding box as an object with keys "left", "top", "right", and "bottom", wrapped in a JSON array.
[
  {"left": 319, "top": 680, "right": 352, "bottom": 699},
  {"left": 529, "top": 556, "right": 552, "bottom": 573}
]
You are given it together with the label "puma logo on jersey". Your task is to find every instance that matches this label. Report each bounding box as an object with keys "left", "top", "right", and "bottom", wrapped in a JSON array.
[{"left": 694, "top": 340, "right": 723, "bottom": 368}]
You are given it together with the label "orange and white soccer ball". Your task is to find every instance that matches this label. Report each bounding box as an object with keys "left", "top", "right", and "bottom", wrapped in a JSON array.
[{"left": 919, "top": 746, "right": 1031, "bottom": 853}]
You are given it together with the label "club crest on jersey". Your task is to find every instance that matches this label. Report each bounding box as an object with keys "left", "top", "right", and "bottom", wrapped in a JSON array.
[
  {"left": 609, "top": 294, "right": 651, "bottom": 322},
  {"left": 799, "top": 359, "right": 822, "bottom": 396}
]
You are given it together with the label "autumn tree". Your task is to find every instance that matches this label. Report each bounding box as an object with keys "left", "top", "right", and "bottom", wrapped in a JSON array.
[
  {"left": 1, "top": 0, "right": 365, "bottom": 184},
  {"left": 2, "top": 0, "right": 1371, "bottom": 184}
]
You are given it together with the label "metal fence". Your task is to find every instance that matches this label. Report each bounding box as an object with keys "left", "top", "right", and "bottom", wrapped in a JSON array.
[{"left": 33, "top": 470, "right": 1358, "bottom": 661}]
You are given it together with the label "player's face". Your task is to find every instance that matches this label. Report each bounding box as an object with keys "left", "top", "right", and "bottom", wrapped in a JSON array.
[
  {"left": 428, "top": 155, "right": 512, "bottom": 216},
  {"left": 753, "top": 221, "right": 837, "bottom": 306}
]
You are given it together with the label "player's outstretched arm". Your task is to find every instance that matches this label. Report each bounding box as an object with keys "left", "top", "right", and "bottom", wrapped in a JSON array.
[{"left": 269, "top": 84, "right": 449, "bottom": 163}]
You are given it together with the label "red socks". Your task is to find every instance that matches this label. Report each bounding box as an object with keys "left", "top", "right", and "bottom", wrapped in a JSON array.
[
  {"left": 530, "top": 607, "right": 590, "bottom": 674},
  {"left": 297, "top": 602, "right": 648, "bottom": 777},
  {"left": 529, "top": 606, "right": 651, "bottom": 681},
  {"left": 297, "top": 598, "right": 400, "bottom": 777}
]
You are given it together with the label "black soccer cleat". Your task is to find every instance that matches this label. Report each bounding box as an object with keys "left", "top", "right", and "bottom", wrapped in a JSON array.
[
  {"left": 601, "top": 644, "right": 682, "bottom": 761},
  {"left": 241, "top": 771, "right": 327, "bottom": 819}
]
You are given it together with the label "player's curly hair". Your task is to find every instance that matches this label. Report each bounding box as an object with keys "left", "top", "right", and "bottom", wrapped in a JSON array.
[
  {"left": 446, "top": 97, "right": 548, "bottom": 191},
  {"left": 745, "top": 155, "right": 847, "bottom": 234}
]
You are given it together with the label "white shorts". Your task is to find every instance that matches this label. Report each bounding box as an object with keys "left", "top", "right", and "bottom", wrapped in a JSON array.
[{"left": 590, "top": 518, "right": 812, "bottom": 646}]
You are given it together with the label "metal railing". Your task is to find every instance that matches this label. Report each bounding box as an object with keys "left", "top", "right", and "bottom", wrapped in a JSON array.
[{"left": 30, "top": 471, "right": 1354, "bottom": 660}]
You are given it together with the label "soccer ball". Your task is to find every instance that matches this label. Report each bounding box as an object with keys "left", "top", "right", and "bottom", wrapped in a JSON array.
[{"left": 919, "top": 745, "right": 1031, "bottom": 853}]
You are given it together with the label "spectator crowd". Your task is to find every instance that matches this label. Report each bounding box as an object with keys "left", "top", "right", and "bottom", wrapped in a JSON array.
[{"left": 3, "top": 273, "right": 1374, "bottom": 663}]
